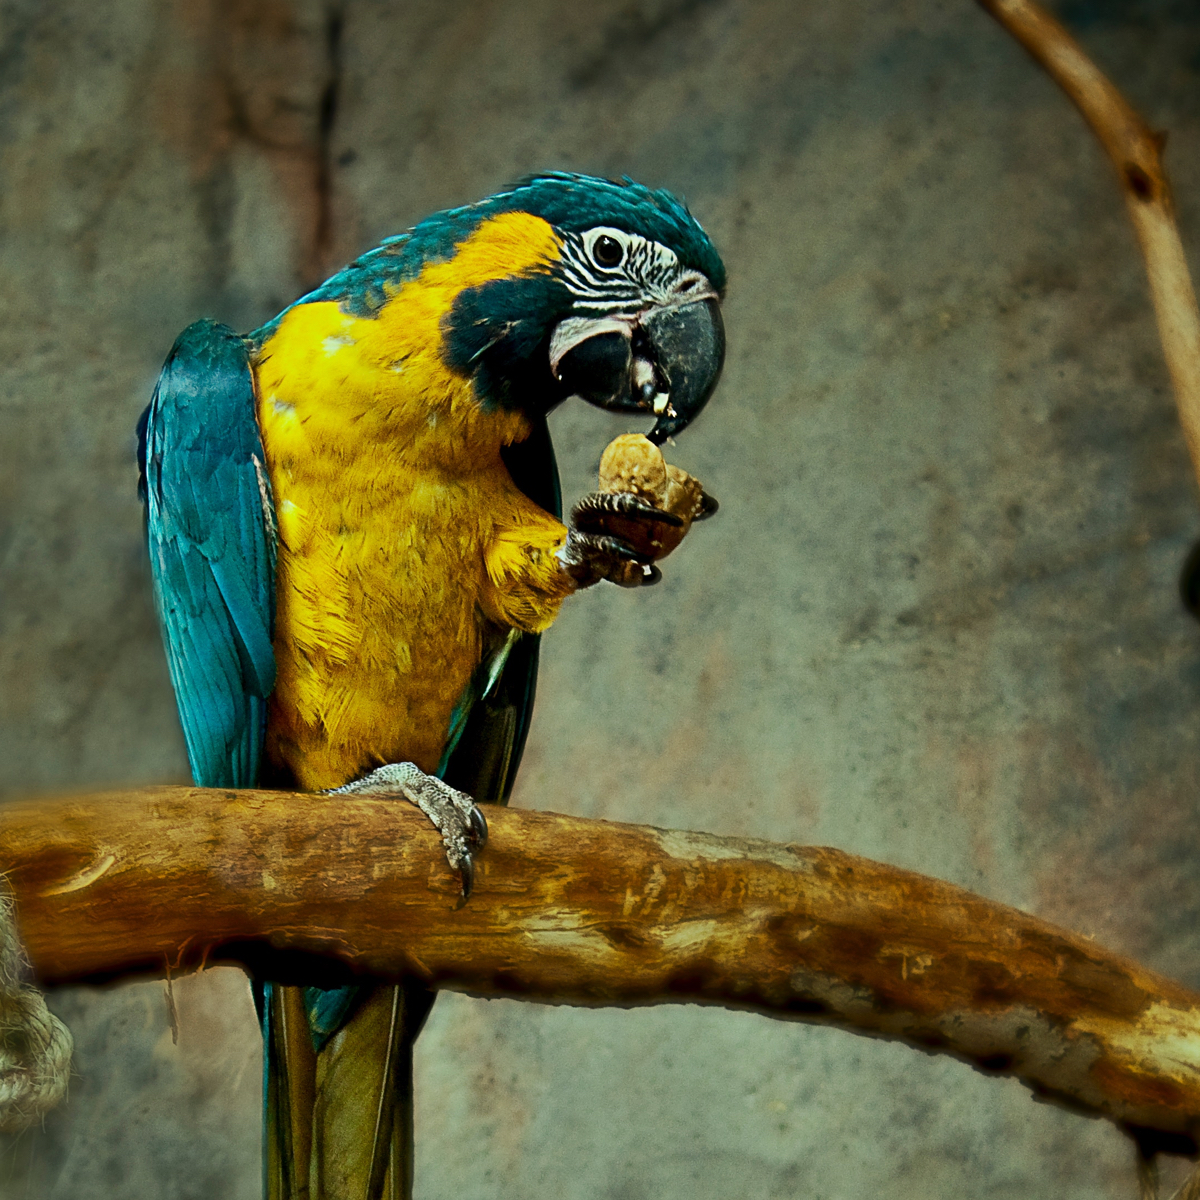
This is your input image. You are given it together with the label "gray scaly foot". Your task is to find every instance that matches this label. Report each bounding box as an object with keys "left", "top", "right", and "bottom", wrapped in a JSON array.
[{"left": 329, "top": 762, "right": 488, "bottom": 897}]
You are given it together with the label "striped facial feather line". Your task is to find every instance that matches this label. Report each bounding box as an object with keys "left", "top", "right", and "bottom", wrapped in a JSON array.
[{"left": 556, "top": 229, "right": 702, "bottom": 314}]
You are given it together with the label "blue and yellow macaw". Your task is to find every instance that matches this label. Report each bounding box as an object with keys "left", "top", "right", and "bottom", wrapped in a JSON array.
[{"left": 137, "top": 172, "right": 725, "bottom": 1200}]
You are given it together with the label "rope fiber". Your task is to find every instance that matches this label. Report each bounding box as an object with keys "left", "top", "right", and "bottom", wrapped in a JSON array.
[{"left": 0, "top": 891, "right": 71, "bottom": 1131}]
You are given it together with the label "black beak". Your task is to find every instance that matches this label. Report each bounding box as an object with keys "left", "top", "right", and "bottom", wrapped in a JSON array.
[
  {"left": 641, "top": 300, "right": 725, "bottom": 443},
  {"left": 552, "top": 299, "right": 725, "bottom": 443}
]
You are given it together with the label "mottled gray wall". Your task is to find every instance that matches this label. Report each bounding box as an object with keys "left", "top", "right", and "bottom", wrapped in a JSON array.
[{"left": 2, "top": 0, "right": 1200, "bottom": 1196}]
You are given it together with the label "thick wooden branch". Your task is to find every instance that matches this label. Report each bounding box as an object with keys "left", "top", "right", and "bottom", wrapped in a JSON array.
[
  {"left": 978, "top": 0, "right": 1200, "bottom": 486},
  {"left": 4, "top": 786, "right": 1200, "bottom": 1147}
]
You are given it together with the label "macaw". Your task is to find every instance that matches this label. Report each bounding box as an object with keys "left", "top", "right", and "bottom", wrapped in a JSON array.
[{"left": 137, "top": 172, "right": 725, "bottom": 1200}]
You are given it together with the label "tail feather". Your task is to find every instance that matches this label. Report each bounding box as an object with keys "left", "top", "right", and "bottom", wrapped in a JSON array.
[
  {"left": 266, "top": 981, "right": 435, "bottom": 1200},
  {"left": 263, "top": 983, "right": 318, "bottom": 1200}
]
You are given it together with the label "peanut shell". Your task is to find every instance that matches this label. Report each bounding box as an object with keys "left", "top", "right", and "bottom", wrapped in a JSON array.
[{"left": 595, "top": 434, "right": 707, "bottom": 561}]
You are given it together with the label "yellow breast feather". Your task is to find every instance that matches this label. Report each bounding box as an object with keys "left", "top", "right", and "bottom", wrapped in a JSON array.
[{"left": 254, "top": 212, "right": 576, "bottom": 791}]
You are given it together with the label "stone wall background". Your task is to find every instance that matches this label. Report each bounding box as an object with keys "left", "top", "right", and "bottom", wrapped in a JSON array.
[{"left": 3, "top": 0, "right": 1200, "bottom": 1196}]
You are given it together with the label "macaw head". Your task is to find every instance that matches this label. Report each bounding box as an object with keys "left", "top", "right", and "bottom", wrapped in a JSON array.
[
  {"left": 452, "top": 172, "right": 727, "bottom": 444},
  {"left": 310, "top": 173, "right": 727, "bottom": 444}
]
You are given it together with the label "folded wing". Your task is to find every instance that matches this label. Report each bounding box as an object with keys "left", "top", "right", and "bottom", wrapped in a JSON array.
[{"left": 138, "top": 318, "right": 277, "bottom": 789}]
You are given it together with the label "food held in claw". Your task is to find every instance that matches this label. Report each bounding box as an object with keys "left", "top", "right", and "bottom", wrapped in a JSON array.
[{"left": 596, "top": 433, "right": 716, "bottom": 561}]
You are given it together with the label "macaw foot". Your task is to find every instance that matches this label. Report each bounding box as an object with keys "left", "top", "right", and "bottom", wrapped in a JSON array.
[
  {"left": 560, "top": 492, "right": 683, "bottom": 588},
  {"left": 329, "top": 763, "right": 488, "bottom": 898}
]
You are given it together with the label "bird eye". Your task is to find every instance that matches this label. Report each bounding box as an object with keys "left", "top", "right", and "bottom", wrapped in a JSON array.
[{"left": 592, "top": 234, "right": 624, "bottom": 269}]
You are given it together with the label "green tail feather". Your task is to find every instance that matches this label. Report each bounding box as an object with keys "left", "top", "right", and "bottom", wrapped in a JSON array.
[
  {"left": 265, "top": 982, "right": 434, "bottom": 1200},
  {"left": 263, "top": 982, "right": 316, "bottom": 1199}
]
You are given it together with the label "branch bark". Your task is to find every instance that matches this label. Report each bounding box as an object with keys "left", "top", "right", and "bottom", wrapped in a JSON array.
[
  {"left": 978, "top": 0, "right": 1200, "bottom": 485},
  {"left": 4, "top": 786, "right": 1200, "bottom": 1148}
]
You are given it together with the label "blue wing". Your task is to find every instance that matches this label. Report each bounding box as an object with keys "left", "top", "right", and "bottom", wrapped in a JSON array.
[{"left": 137, "top": 319, "right": 277, "bottom": 789}]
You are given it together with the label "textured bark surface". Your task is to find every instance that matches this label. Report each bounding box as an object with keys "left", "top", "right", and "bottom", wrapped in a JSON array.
[{"left": 7, "top": 786, "right": 1200, "bottom": 1143}]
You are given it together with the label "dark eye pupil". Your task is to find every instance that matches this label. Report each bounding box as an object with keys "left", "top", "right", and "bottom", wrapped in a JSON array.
[{"left": 593, "top": 235, "right": 623, "bottom": 268}]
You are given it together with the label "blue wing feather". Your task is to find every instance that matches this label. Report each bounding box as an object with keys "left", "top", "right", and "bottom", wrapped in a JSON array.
[{"left": 138, "top": 319, "right": 276, "bottom": 789}]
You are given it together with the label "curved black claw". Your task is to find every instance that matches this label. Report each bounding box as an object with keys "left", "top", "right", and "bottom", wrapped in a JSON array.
[
  {"left": 571, "top": 490, "right": 683, "bottom": 532},
  {"left": 328, "top": 762, "right": 486, "bottom": 901},
  {"left": 694, "top": 490, "right": 719, "bottom": 520},
  {"left": 559, "top": 528, "right": 656, "bottom": 589},
  {"left": 469, "top": 804, "right": 488, "bottom": 851}
]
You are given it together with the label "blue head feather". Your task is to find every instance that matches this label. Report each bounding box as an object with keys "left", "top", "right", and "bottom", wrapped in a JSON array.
[{"left": 249, "top": 172, "right": 724, "bottom": 341}]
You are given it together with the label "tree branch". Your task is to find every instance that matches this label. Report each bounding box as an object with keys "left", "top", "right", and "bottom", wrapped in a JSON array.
[
  {"left": 4, "top": 786, "right": 1200, "bottom": 1148},
  {"left": 978, "top": 0, "right": 1200, "bottom": 486}
]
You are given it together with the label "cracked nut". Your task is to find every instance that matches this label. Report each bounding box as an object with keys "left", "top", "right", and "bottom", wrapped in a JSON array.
[{"left": 597, "top": 434, "right": 709, "bottom": 560}]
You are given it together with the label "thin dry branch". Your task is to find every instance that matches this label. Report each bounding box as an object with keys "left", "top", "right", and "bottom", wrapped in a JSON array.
[
  {"left": 4, "top": 786, "right": 1200, "bottom": 1147},
  {"left": 978, "top": 0, "right": 1200, "bottom": 484}
]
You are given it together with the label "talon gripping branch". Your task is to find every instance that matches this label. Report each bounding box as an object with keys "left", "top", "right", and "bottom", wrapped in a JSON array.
[{"left": 137, "top": 172, "right": 725, "bottom": 1200}]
